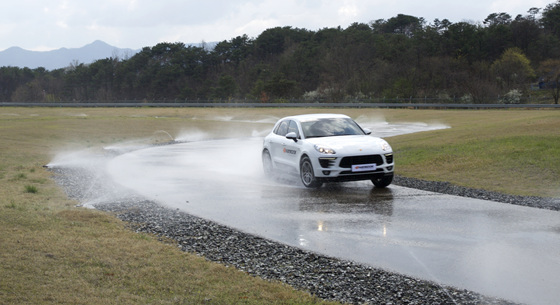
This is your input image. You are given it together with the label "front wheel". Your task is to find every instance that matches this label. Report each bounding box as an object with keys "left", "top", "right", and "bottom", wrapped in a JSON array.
[
  {"left": 300, "top": 156, "right": 322, "bottom": 188},
  {"left": 372, "top": 174, "right": 393, "bottom": 188}
]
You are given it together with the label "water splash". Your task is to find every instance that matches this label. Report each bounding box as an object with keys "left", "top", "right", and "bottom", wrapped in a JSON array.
[
  {"left": 154, "top": 130, "right": 174, "bottom": 142},
  {"left": 355, "top": 115, "right": 449, "bottom": 138}
]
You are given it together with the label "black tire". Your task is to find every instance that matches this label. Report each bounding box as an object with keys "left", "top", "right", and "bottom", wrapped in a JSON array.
[
  {"left": 262, "top": 150, "right": 273, "bottom": 177},
  {"left": 372, "top": 174, "right": 393, "bottom": 188},
  {"left": 300, "top": 156, "right": 322, "bottom": 188}
]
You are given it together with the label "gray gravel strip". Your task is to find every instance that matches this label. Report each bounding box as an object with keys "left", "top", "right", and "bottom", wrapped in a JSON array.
[
  {"left": 50, "top": 165, "right": 534, "bottom": 305},
  {"left": 393, "top": 176, "right": 560, "bottom": 211}
]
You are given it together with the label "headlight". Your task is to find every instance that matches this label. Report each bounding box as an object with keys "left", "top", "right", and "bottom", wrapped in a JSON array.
[
  {"left": 380, "top": 141, "right": 392, "bottom": 151},
  {"left": 314, "top": 144, "right": 336, "bottom": 154}
]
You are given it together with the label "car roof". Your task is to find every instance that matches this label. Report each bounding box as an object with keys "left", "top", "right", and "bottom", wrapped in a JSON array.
[{"left": 282, "top": 113, "right": 350, "bottom": 122}]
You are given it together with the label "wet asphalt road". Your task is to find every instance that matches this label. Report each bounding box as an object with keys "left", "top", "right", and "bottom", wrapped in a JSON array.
[{"left": 104, "top": 137, "right": 560, "bottom": 305}]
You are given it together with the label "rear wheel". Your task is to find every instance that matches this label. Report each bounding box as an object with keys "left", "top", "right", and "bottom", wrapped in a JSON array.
[
  {"left": 300, "top": 156, "right": 322, "bottom": 188},
  {"left": 372, "top": 174, "right": 393, "bottom": 188},
  {"left": 262, "top": 150, "right": 273, "bottom": 177}
]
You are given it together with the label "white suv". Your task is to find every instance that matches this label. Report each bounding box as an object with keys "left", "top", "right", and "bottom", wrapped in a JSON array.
[{"left": 262, "top": 114, "right": 394, "bottom": 188}]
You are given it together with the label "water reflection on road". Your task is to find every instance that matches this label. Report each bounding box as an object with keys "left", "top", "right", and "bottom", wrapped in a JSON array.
[{"left": 105, "top": 137, "right": 560, "bottom": 305}]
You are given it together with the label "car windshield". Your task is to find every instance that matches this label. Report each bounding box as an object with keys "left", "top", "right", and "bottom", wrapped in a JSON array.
[{"left": 301, "top": 118, "right": 365, "bottom": 138}]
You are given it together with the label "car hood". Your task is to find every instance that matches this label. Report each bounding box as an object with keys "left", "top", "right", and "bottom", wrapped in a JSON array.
[{"left": 306, "top": 135, "right": 390, "bottom": 154}]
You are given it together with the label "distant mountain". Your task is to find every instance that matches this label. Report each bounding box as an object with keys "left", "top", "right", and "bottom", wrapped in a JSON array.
[{"left": 0, "top": 40, "right": 140, "bottom": 70}]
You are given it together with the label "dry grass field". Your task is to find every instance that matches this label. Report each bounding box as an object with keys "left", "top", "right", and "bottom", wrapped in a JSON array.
[{"left": 1, "top": 106, "right": 558, "bottom": 304}]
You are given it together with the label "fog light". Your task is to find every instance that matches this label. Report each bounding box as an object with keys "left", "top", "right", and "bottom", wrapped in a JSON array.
[
  {"left": 387, "top": 166, "right": 393, "bottom": 171},
  {"left": 322, "top": 171, "right": 331, "bottom": 175}
]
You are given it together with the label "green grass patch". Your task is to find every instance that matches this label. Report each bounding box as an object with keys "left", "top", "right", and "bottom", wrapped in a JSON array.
[
  {"left": 24, "top": 184, "right": 38, "bottom": 193},
  {"left": 387, "top": 109, "right": 560, "bottom": 196}
]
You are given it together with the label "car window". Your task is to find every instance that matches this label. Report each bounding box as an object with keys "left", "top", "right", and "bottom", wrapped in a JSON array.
[
  {"left": 274, "top": 120, "right": 289, "bottom": 136},
  {"left": 302, "top": 118, "right": 364, "bottom": 138},
  {"left": 287, "top": 120, "right": 300, "bottom": 138}
]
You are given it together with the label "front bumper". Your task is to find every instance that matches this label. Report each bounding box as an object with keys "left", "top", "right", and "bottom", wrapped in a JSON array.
[{"left": 312, "top": 153, "right": 394, "bottom": 181}]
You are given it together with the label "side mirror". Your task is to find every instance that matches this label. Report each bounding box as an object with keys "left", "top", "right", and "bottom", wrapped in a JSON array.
[
  {"left": 286, "top": 132, "right": 298, "bottom": 142},
  {"left": 363, "top": 128, "right": 372, "bottom": 135}
]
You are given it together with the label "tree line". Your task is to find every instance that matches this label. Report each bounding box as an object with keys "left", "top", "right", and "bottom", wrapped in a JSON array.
[{"left": 3, "top": 2, "right": 560, "bottom": 104}]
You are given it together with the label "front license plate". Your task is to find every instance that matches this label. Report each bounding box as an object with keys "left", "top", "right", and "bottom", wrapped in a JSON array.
[{"left": 352, "top": 163, "right": 376, "bottom": 172}]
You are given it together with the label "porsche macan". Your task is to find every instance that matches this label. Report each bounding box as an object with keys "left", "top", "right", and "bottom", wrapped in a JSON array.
[{"left": 262, "top": 114, "right": 394, "bottom": 188}]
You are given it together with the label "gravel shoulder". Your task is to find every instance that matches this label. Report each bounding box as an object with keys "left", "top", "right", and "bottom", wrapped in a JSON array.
[
  {"left": 393, "top": 176, "right": 560, "bottom": 212},
  {"left": 50, "top": 163, "right": 551, "bottom": 305}
]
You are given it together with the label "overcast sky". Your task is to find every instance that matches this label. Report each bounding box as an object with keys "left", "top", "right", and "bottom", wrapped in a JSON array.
[{"left": 0, "top": 0, "right": 552, "bottom": 51}]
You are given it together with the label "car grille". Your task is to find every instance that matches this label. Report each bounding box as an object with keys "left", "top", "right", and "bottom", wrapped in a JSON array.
[{"left": 339, "top": 155, "right": 384, "bottom": 168}]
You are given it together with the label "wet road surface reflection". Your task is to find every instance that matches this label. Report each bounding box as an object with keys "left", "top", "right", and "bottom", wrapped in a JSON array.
[{"left": 105, "top": 137, "right": 560, "bottom": 305}]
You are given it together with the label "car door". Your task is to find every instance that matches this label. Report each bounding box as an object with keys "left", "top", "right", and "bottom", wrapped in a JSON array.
[
  {"left": 269, "top": 119, "right": 289, "bottom": 166},
  {"left": 280, "top": 120, "right": 302, "bottom": 169},
  {"left": 269, "top": 119, "right": 301, "bottom": 170}
]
